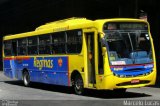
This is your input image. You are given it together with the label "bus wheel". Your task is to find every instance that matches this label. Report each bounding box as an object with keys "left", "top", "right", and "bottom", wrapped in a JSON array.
[
  {"left": 74, "top": 74, "right": 84, "bottom": 95},
  {"left": 23, "top": 71, "right": 30, "bottom": 86}
]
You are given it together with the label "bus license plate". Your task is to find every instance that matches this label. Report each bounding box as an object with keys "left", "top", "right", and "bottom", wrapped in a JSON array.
[{"left": 131, "top": 79, "right": 140, "bottom": 84}]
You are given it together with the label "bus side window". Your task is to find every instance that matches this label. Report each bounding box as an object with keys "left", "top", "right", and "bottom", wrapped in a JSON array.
[
  {"left": 52, "top": 32, "right": 66, "bottom": 54},
  {"left": 66, "top": 29, "right": 82, "bottom": 54},
  {"left": 12, "top": 40, "right": 17, "bottom": 56},
  {"left": 4, "top": 40, "right": 12, "bottom": 56},
  {"left": 39, "top": 35, "right": 51, "bottom": 54},
  {"left": 28, "top": 36, "right": 38, "bottom": 55},
  {"left": 18, "top": 38, "right": 27, "bottom": 55}
]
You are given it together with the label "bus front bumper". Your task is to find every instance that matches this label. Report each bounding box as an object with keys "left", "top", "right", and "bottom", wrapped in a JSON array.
[{"left": 97, "top": 70, "right": 156, "bottom": 90}]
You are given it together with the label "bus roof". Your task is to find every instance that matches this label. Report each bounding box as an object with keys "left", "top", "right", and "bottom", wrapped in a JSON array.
[
  {"left": 3, "top": 17, "right": 93, "bottom": 40},
  {"left": 3, "top": 18, "right": 148, "bottom": 40},
  {"left": 35, "top": 17, "right": 93, "bottom": 30}
]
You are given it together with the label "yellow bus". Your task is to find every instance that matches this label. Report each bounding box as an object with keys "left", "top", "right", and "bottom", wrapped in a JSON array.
[{"left": 3, "top": 17, "right": 156, "bottom": 95}]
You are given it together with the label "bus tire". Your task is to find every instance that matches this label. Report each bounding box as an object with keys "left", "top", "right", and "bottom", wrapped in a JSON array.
[
  {"left": 74, "top": 74, "right": 84, "bottom": 95},
  {"left": 23, "top": 71, "right": 30, "bottom": 87}
]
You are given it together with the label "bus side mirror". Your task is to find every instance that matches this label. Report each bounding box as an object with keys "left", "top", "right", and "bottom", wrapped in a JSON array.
[{"left": 102, "top": 47, "right": 107, "bottom": 56}]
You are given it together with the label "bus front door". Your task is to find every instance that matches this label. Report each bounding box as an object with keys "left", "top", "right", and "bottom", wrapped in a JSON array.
[{"left": 86, "top": 32, "right": 96, "bottom": 86}]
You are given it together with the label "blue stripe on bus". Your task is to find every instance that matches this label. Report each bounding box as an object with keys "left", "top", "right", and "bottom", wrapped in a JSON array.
[
  {"left": 3, "top": 56, "right": 69, "bottom": 86},
  {"left": 111, "top": 64, "right": 153, "bottom": 77}
]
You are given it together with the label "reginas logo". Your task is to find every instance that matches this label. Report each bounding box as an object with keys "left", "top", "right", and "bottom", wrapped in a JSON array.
[{"left": 34, "top": 57, "right": 53, "bottom": 70}]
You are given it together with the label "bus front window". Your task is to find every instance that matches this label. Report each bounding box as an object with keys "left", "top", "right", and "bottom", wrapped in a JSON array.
[{"left": 103, "top": 22, "right": 153, "bottom": 65}]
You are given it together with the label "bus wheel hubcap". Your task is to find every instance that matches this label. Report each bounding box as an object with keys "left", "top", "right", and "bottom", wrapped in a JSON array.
[
  {"left": 75, "top": 79, "right": 82, "bottom": 91},
  {"left": 24, "top": 73, "right": 29, "bottom": 85}
]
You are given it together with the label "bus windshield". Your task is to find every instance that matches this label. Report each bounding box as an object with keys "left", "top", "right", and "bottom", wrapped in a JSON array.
[{"left": 103, "top": 22, "right": 153, "bottom": 65}]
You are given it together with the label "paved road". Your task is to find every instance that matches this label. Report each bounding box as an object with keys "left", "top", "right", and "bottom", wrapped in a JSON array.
[{"left": 0, "top": 71, "right": 160, "bottom": 106}]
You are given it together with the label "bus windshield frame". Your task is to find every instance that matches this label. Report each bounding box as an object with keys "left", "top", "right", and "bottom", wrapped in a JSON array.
[{"left": 103, "top": 22, "right": 153, "bottom": 66}]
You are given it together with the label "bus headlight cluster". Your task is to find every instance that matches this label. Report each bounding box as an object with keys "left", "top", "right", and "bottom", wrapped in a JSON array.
[
  {"left": 114, "top": 74, "right": 126, "bottom": 78},
  {"left": 119, "top": 75, "right": 124, "bottom": 78},
  {"left": 144, "top": 70, "right": 153, "bottom": 76}
]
